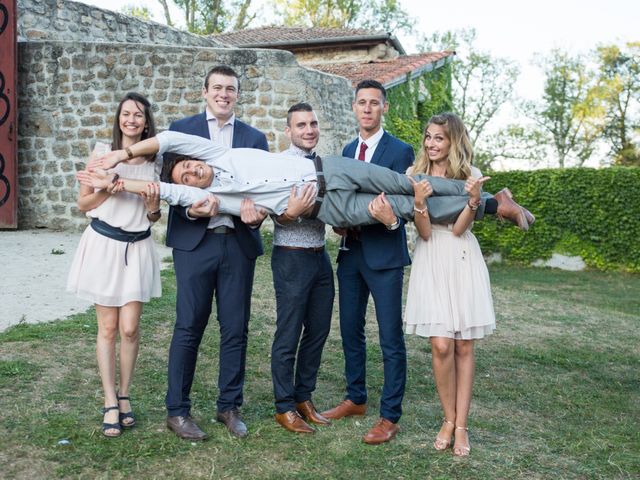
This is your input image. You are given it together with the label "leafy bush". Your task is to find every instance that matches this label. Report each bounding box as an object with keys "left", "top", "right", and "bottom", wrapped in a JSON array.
[{"left": 474, "top": 167, "right": 640, "bottom": 272}]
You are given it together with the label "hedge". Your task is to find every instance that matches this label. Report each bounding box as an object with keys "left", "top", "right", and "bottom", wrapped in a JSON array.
[{"left": 473, "top": 167, "right": 640, "bottom": 272}]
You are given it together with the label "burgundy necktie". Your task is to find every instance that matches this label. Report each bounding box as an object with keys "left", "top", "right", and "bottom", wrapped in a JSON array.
[{"left": 357, "top": 142, "right": 368, "bottom": 161}]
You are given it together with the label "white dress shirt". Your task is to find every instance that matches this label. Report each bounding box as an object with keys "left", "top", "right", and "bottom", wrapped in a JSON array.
[
  {"left": 355, "top": 128, "right": 384, "bottom": 163},
  {"left": 158, "top": 131, "right": 318, "bottom": 217}
]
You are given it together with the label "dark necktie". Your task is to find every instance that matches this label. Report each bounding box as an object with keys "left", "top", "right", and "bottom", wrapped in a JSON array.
[
  {"left": 357, "top": 142, "right": 368, "bottom": 161},
  {"left": 305, "top": 152, "right": 316, "bottom": 159}
]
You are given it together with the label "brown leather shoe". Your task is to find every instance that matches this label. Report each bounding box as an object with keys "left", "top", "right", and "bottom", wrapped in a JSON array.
[
  {"left": 275, "top": 411, "right": 315, "bottom": 434},
  {"left": 501, "top": 187, "right": 536, "bottom": 226},
  {"left": 216, "top": 408, "right": 248, "bottom": 438},
  {"left": 494, "top": 188, "right": 529, "bottom": 231},
  {"left": 296, "top": 400, "right": 331, "bottom": 426},
  {"left": 166, "top": 415, "right": 208, "bottom": 441},
  {"left": 321, "top": 399, "right": 367, "bottom": 420},
  {"left": 363, "top": 417, "right": 399, "bottom": 445}
]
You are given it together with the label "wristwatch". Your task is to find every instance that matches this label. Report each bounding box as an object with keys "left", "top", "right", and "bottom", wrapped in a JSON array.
[{"left": 386, "top": 217, "right": 401, "bottom": 231}]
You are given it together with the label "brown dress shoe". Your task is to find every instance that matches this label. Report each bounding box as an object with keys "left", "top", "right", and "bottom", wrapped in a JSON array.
[
  {"left": 296, "top": 400, "right": 331, "bottom": 425},
  {"left": 275, "top": 411, "right": 315, "bottom": 434},
  {"left": 166, "top": 415, "right": 208, "bottom": 441},
  {"left": 494, "top": 188, "right": 529, "bottom": 231},
  {"left": 363, "top": 417, "right": 399, "bottom": 445},
  {"left": 321, "top": 399, "right": 367, "bottom": 420},
  {"left": 216, "top": 408, "right": 248, "bottom": 438},
  {"left": 501, "top": 187, "right": 536, "bottom": 226}
]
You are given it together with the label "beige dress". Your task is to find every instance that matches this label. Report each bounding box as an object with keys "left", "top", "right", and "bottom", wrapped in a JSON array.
[
  {"left": 67, "top": 161, "right": 161, "bottom": 306},
  {"left": 404, "top": 167, "right": 495, "bottom": 340}
]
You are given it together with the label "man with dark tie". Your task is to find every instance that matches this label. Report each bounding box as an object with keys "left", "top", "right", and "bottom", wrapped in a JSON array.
[
  {"left": 322, "top": 80, "right": 413, "bottom": 445},
  {"left": 270, "top": 103, "right": 334, "bottom": 434}
]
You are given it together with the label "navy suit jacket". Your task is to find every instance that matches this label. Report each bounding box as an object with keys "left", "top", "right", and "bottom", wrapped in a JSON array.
[
  {"left": 339, "top": 131, "right": 414, "bottom": 270},
  {"left": 164, "top": 112, "right": 268, "bottom": 259}
]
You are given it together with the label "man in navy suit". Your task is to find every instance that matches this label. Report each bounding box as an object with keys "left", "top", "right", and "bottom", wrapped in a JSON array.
[
  {"left": 322, "top": 80, "right": 413, "bottom": 445},
  {"left": 164, "top": 65, "right": 268, "bottom": 440}
]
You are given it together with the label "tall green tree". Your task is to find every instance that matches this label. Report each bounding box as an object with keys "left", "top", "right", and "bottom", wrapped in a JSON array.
[
  {"left": 522, "top": 50, "right": 605, "bottom": 168},
  {"left": 419, "top": 29, "right": 519, "bottom": 170},
  {"left": 121, "top": 5, "right": 153, "bottom": 21},
  {"left": 157, "top": 0, "right": 256, "bottom": 34},
  {"left": 596, "top": 42, "right": 640, "bottom": 166},
  {"left": 273, "top": 0, "right": 414, "bottom": 33}
]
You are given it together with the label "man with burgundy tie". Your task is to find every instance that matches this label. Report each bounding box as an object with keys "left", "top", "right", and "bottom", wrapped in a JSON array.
[{"left": 322, "top": 79, "right": 413, "bottom": 445}]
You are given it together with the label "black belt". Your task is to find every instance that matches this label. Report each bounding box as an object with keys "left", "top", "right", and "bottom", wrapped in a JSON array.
[
  {"left": 90, "top": 218, "right": 151, "bottom": 266},
  {"left": 207, "top": 225, "right": 235, "bottom": 234},
  {"left": 308, "top": 155, "right": 326, "bottom": 220},
  {"left": 276, "top": 245, "right": 324, "bottom": 253}
]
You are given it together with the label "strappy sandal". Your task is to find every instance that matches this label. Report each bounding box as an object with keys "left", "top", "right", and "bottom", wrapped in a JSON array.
[
  {"left": 117, "top": 392, "right": 136, "bottom": 428},
  {"left": 102, "top": 406, "right": 122, "bottom": 437},
  {"left": 433, "top": 418, "right": 454, "bottom": 451},
  {"left": 453, "top": 425, "right": 471, "bottom": 456}
]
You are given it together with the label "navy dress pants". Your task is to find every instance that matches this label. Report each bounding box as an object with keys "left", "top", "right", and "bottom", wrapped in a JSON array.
[
  {"left": 271, "top": 246, "right": 334, "bottom": 414},
  {"left": 166, "top": 231, "right": 255, "bottom": 416},
  {"left": 336, "top": 241, "right": 406, "bottom": 423}
]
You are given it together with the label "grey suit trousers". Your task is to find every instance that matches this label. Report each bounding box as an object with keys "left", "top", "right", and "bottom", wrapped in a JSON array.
[{"left": 317, "top": 155, "right": 490, "bottom": 227}]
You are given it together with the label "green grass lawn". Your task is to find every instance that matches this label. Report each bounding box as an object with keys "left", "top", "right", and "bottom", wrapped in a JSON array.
[{"left": 1, "top": 235, "right": 639, "bottom": 479}]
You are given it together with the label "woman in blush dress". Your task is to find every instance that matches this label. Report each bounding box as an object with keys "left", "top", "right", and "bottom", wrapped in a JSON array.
[
  {"left": 404, "top": 112, "right": 496, "bottom": 456},
  {"left": 67, "top": 92, "right": 162, "bottom": 437}
]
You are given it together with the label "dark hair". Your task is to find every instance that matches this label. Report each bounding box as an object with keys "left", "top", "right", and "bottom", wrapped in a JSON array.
[
  {"left": 204, "top": 65, "right": 240, "bottom": 90},
  {"left": 286, "top": 102, "right": 314, "bottom": 126},
  {"left": 161, "top": 155, "right": 190, "bottom": 183},
  {"left": 355, "top": 79, "right": 386, "bottom": 101},
  {"left": 111, "top": 92, "right": 156, "bottom": 162}
]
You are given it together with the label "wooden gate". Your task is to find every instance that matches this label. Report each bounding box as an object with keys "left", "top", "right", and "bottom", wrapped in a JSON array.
[{"left": 0, "top": 0, "right": 17, "bottom": 228}]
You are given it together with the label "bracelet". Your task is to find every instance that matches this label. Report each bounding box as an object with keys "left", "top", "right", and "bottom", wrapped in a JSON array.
[
  {"left": 147, "top": 209, "right": 161, "bottom": 216},
  {"left": 467, "top": 199, "right": 480, "bottom": 211},
  {"left": 126, "top": 147, "right": 134, "bottom": 159},
  {"left": 413, "top": 205, "right": 428, "bottom": 216},
  {"left": 111, "top": 173, "right": 120, "bottom": 184}
]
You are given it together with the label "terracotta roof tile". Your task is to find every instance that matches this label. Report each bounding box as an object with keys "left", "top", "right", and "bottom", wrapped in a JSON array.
[
  {"left": 214, "top": 26, "right": 390, "bottom": 47},
  {"left": 306, "top": 52, "right": 455, "bottom": 87}
]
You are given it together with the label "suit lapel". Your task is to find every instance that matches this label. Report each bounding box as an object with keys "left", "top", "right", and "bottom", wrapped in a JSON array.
[
  {"left": 344, "top": 139, "right": 358, "bottom": 158},
  {"left": 371, "top": 132, "right": 389, "bottom": 166},
  {"left": 196, "top": 112, "right": 210, "bottom": 140},
  {"left": 232, "top": 120, "right": 244, "bottom": 148}
]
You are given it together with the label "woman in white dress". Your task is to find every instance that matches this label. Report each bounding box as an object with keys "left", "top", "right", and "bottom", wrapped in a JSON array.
[
  {"left": 404, "top": 113, "right": 496, "bottom": 456},
  {"left": 67, "top": 93, "right": 162, "bottom": 437}
]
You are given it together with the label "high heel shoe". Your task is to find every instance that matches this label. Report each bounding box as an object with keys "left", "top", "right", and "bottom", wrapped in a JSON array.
[
  {"left": 433, "top": 418, "right": 454, "bottom": 451},
  {"left": 453, "top": 425, "right": 471, "bottom": 456},
  {"left": 102, "top": 406, "right": 122, "bottom": 437},
  {"left": 117, "top": 392, "right": 136, "bottom": 428}
]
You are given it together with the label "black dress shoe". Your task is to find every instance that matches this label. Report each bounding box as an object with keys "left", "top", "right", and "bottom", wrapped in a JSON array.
[
  {"left": 216, "top": 408, "right": 248, "bottom": 438},
  {"left": 166, "top": 415, "right": 208, "bottom": 441}
]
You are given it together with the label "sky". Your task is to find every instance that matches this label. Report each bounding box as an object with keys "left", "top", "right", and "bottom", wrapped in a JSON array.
[{"left": 79, "top": 0, "right": 639, "bottom": 100}]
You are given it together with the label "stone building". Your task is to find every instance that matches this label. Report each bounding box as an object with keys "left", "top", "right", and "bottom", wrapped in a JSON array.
[{"left": 13, "top": 0, "right": 356, "bottom": 231}]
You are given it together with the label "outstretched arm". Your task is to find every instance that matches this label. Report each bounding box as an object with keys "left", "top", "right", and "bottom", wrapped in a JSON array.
[{"left": 94, "top": 137, "right": 161, "bottom": 170}]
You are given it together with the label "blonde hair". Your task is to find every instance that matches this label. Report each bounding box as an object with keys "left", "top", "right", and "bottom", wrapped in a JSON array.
[{"left": 412, "top": 113, "right": 473, "bottom": 180}]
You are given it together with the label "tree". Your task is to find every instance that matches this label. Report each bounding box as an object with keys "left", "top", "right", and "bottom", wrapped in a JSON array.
[
  {"left": 272, "top": 0, "right": 414, "bottom": 34},
  {"left": 596, "top": 42, "right": 640, "bottom": 166},
  {"left": 419, "top": 29, "right": 519, "bottom": 170},
  {"left": 157, "top": 0, "right": 256, "bottom": 34},
  {"left": 121, "top": 5, "right": 153, "bottom": 21},
  {"left": 522, "top": 50, "right": 605, "bottom": 168}
]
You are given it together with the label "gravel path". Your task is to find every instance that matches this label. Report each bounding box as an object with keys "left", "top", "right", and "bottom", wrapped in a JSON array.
[{"left": 0, "top": 229, "right": 172, "bottom": 332}]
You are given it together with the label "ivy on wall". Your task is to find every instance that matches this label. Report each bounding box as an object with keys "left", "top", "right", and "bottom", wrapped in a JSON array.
[
  {"left": 474, "top": 167, "right": 640, "bottom": 272},
  {"left": 384, "top": 62, "right": 453, "bottom": 152}
]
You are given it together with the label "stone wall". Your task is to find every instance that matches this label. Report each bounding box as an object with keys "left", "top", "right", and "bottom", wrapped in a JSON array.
[
  {"left": 17, "top": 0, "right": 221, "bottom": 47},
  {"left": 16, "top": 1, "right": 356, "bottom": 231},
  {"left": 296, "top": 43, "right": 400, "bottom": 65}
]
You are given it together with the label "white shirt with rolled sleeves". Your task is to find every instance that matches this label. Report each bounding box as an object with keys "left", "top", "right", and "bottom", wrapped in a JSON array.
[{"left": 157, "top": 131, "right": 318, "bottom": 216}]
